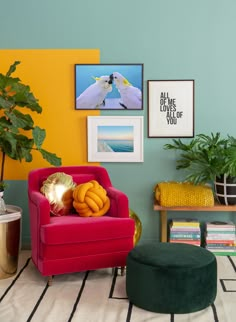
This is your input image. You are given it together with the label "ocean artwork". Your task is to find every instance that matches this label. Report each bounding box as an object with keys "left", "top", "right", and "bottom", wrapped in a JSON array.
[{"left": 97, "top": 125, "right": 134, "bottom": 153}]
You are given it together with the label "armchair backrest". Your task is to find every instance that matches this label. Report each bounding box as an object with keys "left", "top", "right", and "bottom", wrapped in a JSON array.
[
  {"left": 28, "top": 166, "right": 129, "bottom": 221},
  {"left": 28, "top": 165, "right": 113, "bottom": 192}
]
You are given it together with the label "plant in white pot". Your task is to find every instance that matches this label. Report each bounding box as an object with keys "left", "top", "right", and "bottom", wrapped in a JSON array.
[
  {"left": 164, "top": 132, "right": 236, "bottom": 205},
  {"left": 0, "top": 61, "right": 61, "bottom": 212}
]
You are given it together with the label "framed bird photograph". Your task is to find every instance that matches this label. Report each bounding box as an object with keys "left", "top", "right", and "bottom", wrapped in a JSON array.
[{"left": 75, "top": 64, "right": 143, "bottom": 110}]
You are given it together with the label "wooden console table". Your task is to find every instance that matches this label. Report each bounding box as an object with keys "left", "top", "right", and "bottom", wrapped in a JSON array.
[{"left": 154, "top": 202, "right": 236, "bottom": 242}]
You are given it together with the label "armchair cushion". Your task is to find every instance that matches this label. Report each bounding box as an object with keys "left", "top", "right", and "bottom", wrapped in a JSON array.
[
  {"left": 41, "top": 215, "right": 133, "bottom": 244},
  {"left": 40, "top": 215, "right": 134, "bottom": 261}
]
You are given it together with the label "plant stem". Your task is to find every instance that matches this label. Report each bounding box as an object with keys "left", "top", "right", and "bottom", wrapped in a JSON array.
[{"left": 1, "top": 152, "right": 5, "bottom": 182}]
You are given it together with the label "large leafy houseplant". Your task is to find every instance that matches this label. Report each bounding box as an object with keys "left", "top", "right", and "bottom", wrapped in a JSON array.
[
  {"left": 0, "top": 61, "right": 61, "bottom": 190},
  {"left": 164, "top": 132, "right": 236, "bottom": 185}
]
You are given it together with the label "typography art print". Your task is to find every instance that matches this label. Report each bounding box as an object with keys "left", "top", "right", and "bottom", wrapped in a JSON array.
[{"left": 148, "top": 80, "right": 194, "bottom": 138}]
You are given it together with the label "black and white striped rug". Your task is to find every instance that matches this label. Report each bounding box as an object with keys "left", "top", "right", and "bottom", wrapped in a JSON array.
[{"left": 0, "top": 251, "right": 235, "bottom": 322}]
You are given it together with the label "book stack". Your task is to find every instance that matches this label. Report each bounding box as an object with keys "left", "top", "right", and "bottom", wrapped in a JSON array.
[
  {"left": 205, "top": 221, "right": 236, "bottom": 256},
  {"left": 169, "top": 218, "right": 201, "bottom": 246}
]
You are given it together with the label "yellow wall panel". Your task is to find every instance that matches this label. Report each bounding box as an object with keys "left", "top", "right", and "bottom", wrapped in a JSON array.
[{"left": 0, "top": 49, "right": 100, "bottom": 180}]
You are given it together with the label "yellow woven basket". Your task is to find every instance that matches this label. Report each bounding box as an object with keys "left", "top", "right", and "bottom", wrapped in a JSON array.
[{"left": 154, "top": 181, "right": 214, "bottom": 207}]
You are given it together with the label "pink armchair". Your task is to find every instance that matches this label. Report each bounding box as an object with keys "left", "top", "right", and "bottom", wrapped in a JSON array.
[{"left": 28, "top": 166, "right": 135, "bottom": 284}]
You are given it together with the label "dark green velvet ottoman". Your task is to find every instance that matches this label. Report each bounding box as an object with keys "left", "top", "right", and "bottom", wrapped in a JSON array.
[{"left": 126, "top": 242, "right": 217, "bottom": 314}]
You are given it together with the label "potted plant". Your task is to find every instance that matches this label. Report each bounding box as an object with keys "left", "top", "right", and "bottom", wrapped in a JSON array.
[
  {"left": 164, "top": 132, "right": 236, "bottom": 205},
  {"left": 0, "top": 61, "right": 61, "bottom": 204}
]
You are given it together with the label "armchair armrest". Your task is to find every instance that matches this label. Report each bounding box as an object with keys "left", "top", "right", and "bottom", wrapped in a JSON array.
[
  {"left": 106, "top": 187, "right": 129, "bottom": 218},
  {"left": 28, "top": 191, "right": 51, "bottom": 225}
]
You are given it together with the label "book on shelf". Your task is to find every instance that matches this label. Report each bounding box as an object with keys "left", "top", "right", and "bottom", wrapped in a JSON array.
[
  {"left": 206, "top": 240, "right": 235, "bottom": 244},
  {"left": 206, "top": 231, "right": 235, "bottom": 235},
  {"left": 206, "top": 244, "right": 235, "bottom": 255},
  {"left": 206, "top": 234, "right": 236, "bottom": 240},
  {"left": 170, "top": 233, "right": 201, "bottom": 239},
  {"left": 206, "top": 246, "right": 236, "bottom": 255},
  {"left": 207, "top": 250, "right": 235, "bottom": 254},
  {"left": 206, "top": 221, "right": 235, "bottom": 228},
  {"left": 170, "top": 226, "right": 200, "bottom": 233},
  {"left": 207, "top": 239, "right": 235, "bottom": 244},
  {"left": 206, "top": 222, "right": 235, "bottom": 231},
  {"left": 169, "top": 239, "right": 201, "bottom": 246},
  {"left": 208, "top": 251, "right": 236, "bottom": 256},
  {"left": 171, "top": 218, "right": 200, "bottom": 227},
  {"left": 206, "top": 227, "right": 235, "bottom": 231}
]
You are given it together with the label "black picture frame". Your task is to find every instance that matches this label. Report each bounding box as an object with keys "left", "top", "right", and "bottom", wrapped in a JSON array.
[
  {"left": 75, "top": 64, "right": 143, "bottom": 110},
  {"left": 147, "top": 79, "right": 194, "bottom": 138}
]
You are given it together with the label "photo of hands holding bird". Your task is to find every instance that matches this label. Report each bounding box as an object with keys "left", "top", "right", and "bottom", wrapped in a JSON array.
[{"left": 75, "top": 64, "right": 143, "bottom": 110}]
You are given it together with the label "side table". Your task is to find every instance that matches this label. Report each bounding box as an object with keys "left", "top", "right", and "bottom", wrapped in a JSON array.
[
  {"left": 154, "top": 201, "right": 236, "bottom": 242},
  {"left": 0, "top": 205, "right": 22, "bottom": 279}
]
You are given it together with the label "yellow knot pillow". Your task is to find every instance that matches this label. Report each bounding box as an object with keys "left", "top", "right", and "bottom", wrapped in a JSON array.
[
  {"left": 154, "top": 181, "right": 214, "bottom": 207},
  {"left": 73, "top": 180, "right": 110, "bottom": 217}
]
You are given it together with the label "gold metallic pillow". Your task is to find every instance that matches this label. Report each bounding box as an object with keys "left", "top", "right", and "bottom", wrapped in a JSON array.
[{"left": 41, "top": 172, "right": 76, "bottom": 216}]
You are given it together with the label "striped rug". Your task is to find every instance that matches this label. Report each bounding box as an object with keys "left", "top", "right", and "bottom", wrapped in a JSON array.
[{"left": 0, "top": 251, "right": 235, "bottom": 322}]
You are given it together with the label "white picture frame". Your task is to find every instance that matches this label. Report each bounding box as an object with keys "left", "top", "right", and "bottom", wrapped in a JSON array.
[
  {"left": 148, "top": 80, "right": 194, "bottom": 138},
  {"left": 87, "top": 116, "right": 144, "bottom": 162}
]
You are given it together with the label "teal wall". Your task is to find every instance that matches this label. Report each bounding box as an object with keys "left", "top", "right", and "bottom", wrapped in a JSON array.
[{"left": 1, "top": 0, "right": 236, "bottom": 247}]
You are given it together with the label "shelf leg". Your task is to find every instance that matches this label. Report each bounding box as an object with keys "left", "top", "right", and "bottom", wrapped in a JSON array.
[{"left": 160, "top": 210, "right": 167, "bottom": 242}]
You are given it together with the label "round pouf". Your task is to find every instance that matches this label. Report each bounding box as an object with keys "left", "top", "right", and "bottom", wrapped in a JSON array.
[{"left": 126, "top": 242, "right": 217, "bottom": 314}]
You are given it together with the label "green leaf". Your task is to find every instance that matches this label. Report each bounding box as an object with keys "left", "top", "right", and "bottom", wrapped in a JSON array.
[
  {"left": 6, "top": 109, "right": 34, "bottom": 130},
  {"left": 0, "top": 116, "right": 18, "bottom": 133},
  {"left": 0, "top": 96, "right": 13, "bottom": 109},
  {"left": 12, "top": 83, "right": 42, "bottom": 113},
  {"left": 0, "top": 74, "right": 7, "bottom": 89},
  {"left": 2, "top": 133, "right": 34, "bottom": 161},
  {"left": 19, "top": 147, "right": 33, "bottom": 162},
  {"left": 39, "top": 149, "right": 62, "bottom": 166},
  {"left": 33, "top": 126, "right": 46, "bottom": 148},
  {"left": 6, "top": 61, "right": 21, "bottom": 77},
  {"left": 0, "top": 131, "right": 18, "bottom": 158}
]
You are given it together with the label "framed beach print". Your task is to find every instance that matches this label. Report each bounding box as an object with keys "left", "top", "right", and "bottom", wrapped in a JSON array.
[
  {"left": 148, "top": 80, "right": 194, "bottom": 138},
  {"left": 87, "top": 116, "right": 144, "bottom": 162},
  {"left": 75, "top": 64, "right": 143, "bottom": 110}
]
